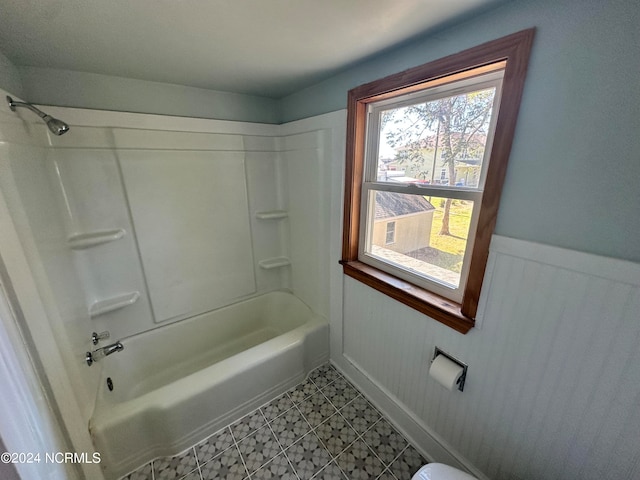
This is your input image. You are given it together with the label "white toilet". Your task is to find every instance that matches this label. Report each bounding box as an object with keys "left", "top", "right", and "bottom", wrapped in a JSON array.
[{"left": 412, "top": 463, "right": 477, "bottom": 480}]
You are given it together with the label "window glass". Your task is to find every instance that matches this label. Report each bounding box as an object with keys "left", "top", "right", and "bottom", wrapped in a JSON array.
[
  {"left": 375, "top": 87, "right": 496, "bottom": 189},
  {"left": 385, "top": 221, "right": 396, "bottom": 244},
  {"left": 365, "top": 191, "right": 473, "bottom": 290},
  {"left": 362, "top": 76, "right": 499, "bottom": 299}
]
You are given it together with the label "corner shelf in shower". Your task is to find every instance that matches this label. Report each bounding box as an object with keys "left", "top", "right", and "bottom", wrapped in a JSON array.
[
  {"left": 258, "top": 257, "right": 291, "bottom": 270},
  {"left": 68, "top": 229, "right": 125, "bottom": 250},
  {"left": 255, "top": 210, "right": 288, "bottom": 220},
  {"left": 89, "top": 291, "right": 140, "bottom": 318}
]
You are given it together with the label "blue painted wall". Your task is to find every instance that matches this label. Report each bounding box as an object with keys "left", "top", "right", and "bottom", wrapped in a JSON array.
[
  {"left": 281, "top": 0, "right": 640, "bottom": 263},
  {"left": 0, "top": 61, "right": 279, "bottom": 124},
  {"left": 17, "top": 67, "right": 281, "bottom": 124},
  {"left": 0, "top": 55, "right": 279, "bottom": 123}
]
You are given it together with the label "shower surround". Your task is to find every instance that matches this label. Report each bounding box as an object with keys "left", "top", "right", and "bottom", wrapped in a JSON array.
[{"left": 0, "top": 93, "right": 340, "bottom": 479}]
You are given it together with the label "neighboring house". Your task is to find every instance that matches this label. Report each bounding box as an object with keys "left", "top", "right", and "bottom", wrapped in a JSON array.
[
  {"left": 372, "top": 191, "right": 435, "bottom": 254},
  {"left": 389, "top": 132, "right": 487, "bottom": 186},
  {"left": 432, "top": 157, "right": 481, "bottom": 187}
]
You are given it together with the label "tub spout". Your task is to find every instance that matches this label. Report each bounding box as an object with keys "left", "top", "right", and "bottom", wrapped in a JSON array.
[
  {"left": 100, "top": 341, "right": 124, "bottom": 356},
  {"left": 86, "top": 341, "right": 124, "bottom": 366}
]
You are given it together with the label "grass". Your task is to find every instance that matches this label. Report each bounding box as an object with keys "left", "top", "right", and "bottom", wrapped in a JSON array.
[
  {"left": 429, "top": 198, "right": 471, "bottom": 255},
  {"left": 406, "top": 198, "right": 472, "bottom": 273}
]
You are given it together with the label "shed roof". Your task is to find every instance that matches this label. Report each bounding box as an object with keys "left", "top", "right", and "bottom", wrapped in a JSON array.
[{"left": 374, "top": 191, "right": 435, "bottom": 220}]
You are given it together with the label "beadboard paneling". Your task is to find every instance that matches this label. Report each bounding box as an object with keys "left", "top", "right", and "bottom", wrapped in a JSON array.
[{"left": 341, "top": 236, "right": 640, "bottom": 480}]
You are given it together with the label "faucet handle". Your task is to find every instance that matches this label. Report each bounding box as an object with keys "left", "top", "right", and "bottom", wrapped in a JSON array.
[{"left": 91, "top": 331, "right": 110, "bottom": 345}]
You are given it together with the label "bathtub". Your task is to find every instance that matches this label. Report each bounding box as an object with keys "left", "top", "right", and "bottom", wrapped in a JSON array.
[{"left": 89, "top": 291, "right": 328, "bottom": 479}]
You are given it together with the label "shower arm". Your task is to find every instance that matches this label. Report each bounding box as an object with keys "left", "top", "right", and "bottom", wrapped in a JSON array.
[{"left": 8, "top": 97, "right": 51, "bottom": 120}]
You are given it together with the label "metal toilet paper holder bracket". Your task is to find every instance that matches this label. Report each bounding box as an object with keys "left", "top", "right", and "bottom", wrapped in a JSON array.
[{"left": 432, "top": 347, "right": 468, "bottom": 392}]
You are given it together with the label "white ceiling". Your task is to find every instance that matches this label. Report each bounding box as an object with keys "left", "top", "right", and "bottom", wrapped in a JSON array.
[{"left": 0, "top": 0, "right": 502, "bottom": 98}]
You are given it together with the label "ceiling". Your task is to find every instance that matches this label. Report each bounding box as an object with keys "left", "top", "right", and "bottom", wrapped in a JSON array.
[{"left": 0, "top": 0, "right": 502, "bottom": 98}]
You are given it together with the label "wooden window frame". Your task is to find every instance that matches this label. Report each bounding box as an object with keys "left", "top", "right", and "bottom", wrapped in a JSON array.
[{"left": 340, "top": 29, "right": 535, "bottom": 334}]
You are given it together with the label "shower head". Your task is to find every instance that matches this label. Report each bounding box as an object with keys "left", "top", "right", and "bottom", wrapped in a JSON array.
[
  {"left": 6, "top": 96, "right": 70, "bottom": 136},
  {"left": 42, "top": 115, "right": 70, "bottom": 136}
]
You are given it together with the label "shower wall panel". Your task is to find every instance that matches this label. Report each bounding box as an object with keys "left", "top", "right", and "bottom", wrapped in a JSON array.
[
  {"left": 282, "top": 130, "right": 330, "bottom": 319},
  {"left": 46, "top": 124, "right": 287, "bottom": 340},
  {"left": 119, "top": 149, "right": 255, "bottom": 323},
  {"left": 0, "top": 142, "right": 101, "bottom": 414},
  {"left": 245, "top": 150, "right": 291, "bottom": 292},
  {"left": 47, "top": 146, "right": 154, "bottom": 338}
]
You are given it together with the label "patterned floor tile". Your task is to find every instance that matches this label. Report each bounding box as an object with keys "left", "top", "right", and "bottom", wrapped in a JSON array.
[
  {"left": 230, "top": 408, "right": 266, "bottom": 442},
  {"left": 200, "top": 445, "right": 248, "bottom": 480},
  {"left": 376, "top": 468, "right": 399, "bottom": 479},
  {"left": 315, "top": 412, "right": 358, "bottom": 457},
  {"left": 118, "top": 364, "right": 431, "bottom": 480},
  {"left": 180, "top": 470, "right": 202, "bottom": 480},
  {"left": 153, "top": 448, "right": 198, "bottom": 480},
  {"left": 309, "top": 363, "right": 342, "bottom": 389},
  {"left": 237, "top": 425, "right": 281, "bottom": 474},
  {"left": 312, "top": 461, "right": 348, "bottom": 479},
  {"left": 289, "top": 377, "right": 319, "bottom": 404},
  {"left": 322, "top": 381, "right": 360, "bottom": 409},
  {"left": 122, "top": 462, "right": 152, "bottom": 480},
  {"left": 336, "top": 439, "right": 385, "bottom": 480},
  {"left": 286, "top": 431, "right": 332, "bottom": 480},
  {"left": 329, "top": 375, "right": 356, "bottom": 393},
  {"left": 195, "top": 428, "right": 235, "bottom": 465},
  {"left": 388, "top": 445, "right": 426, "bottom": 479},
  {"left": 298, "top": 391, "right": 339, "bottom": 427},
  {"left": 340, "top": 395, "right": 382, "bottom": 434},
  {"left": 362, "top": 418, "right": 408, "bottom": 466},
  {"left": 269, "top": 405, "right": 312, "bottom": 448},
  {"left": 261, "top": 392, "right": 294, "bottom": 422},
  {"left": 251, "top": 452, "right": 297, "bottom": 480}
]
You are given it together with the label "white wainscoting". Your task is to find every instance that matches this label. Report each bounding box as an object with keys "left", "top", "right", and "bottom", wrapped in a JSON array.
[{"left": 334, "top": 235, "right": 640, "bottom": 480}]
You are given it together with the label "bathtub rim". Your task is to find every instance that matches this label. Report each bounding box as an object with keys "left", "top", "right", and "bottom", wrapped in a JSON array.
[
  {"left": 93, "top": 310, "right": 326, "bottom": 407},
  {"left": 94, "top": 289, "right": 314, "bottom": 402},
  {"left": 113, "top": 288, "right": 306, "bottom": 344}
]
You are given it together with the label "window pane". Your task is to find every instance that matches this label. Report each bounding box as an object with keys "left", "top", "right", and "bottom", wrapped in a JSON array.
[
  {"left": 385, "top": 221, "right": 396, "bottom": 244},
  {"left": 377, "top": 87, "right": 496, "bottom": 188},
  {"left": 366, "top": 191, "right": 474, "bottom": 288}
]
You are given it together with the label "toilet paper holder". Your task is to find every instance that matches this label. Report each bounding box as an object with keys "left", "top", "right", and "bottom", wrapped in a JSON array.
[{"left": 432, "top": 347, "right": 468, "bottom": 392}]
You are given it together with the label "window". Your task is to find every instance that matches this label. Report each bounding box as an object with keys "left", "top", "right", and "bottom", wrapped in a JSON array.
[
  {"left": 341, "top": 29, "right": 535, "bottom": 333},
  {"left": 363, "top": 69, "right": 502, "bottom": 303},
  {"left": 385, "top": 221, "right": 396, "bottom": 245}
]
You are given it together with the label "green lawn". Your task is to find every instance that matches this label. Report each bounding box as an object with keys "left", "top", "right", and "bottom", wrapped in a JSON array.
[{"left": 425, "top": 198, "right": 472, "bottom": 272}]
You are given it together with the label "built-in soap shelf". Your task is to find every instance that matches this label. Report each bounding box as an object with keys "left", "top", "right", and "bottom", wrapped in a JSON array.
[
  {"left": 258, "top": 257, "right": 291, "bottom": 270},
  {"left": 89, "top": 291, "right": 140, "bottom": 318},
  {"left": 255, "top": 210, "right": 288, "bottom": 220},
  {"left": 68, "top": 228, "right": 125, "bottom": 250}
]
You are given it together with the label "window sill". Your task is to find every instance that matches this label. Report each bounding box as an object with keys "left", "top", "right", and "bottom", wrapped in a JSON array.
[{"left": 340, "top": 260, "right": 475, "bottom": 334}]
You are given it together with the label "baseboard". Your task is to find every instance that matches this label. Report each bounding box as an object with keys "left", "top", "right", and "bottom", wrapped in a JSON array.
[{"left": 331, "top": 354, "right": 490, "bottom": 480}]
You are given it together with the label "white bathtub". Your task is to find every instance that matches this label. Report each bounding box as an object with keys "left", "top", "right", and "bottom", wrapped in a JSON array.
[{"left": 89, "top": 291, "right": 328, "bottom": 479}]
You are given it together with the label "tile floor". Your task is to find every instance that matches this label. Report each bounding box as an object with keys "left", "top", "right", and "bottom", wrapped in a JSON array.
[{"left": 122, "top": 363, "right": 426, "bottom": 480}]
